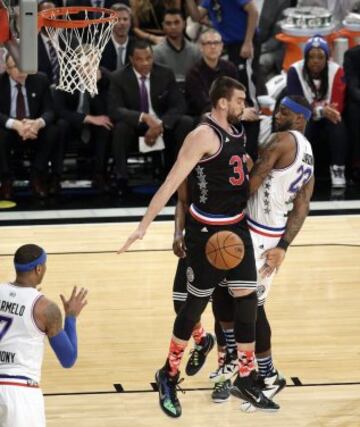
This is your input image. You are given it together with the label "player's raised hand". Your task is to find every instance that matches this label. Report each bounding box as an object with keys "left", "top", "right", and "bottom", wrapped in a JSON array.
[
  {"left": 117, "top": 228, "right": 145, "bottom": 253},
  {"left": 60, "top": 286, "right": 88, "bottom": 317}
]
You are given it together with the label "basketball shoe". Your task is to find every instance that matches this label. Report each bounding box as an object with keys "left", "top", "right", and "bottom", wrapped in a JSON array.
[
  {"left": 211, "top": 379, "right": 232, "bottom": 403},
  {"left": 209, "top": 350, "right": 238, "bottom": 383},
  {"left": 231, "top": 371, "right": 280, "bottom": 412},
  {"left": 185, "top": 333, "right": 215, "bottom": 376},
  {"left": 260, "top": 370, "right": 286, "bottom": 399},
  {"left": 155, "top": 368, "right": 184, "bottom": 418}
]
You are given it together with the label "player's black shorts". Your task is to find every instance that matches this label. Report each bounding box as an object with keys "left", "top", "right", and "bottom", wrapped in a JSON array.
[{"left": 183, "top": 215, "right": 257, "bottom": 298}]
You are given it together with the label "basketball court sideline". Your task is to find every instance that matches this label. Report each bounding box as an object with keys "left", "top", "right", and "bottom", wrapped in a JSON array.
[{"left": 1, "top": 216, "right": 360, "bottom": 426}]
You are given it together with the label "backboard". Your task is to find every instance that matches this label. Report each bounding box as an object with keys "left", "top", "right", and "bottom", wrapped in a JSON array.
[{"left": 0, "top": 0, "right": 38, "bottom": 73}]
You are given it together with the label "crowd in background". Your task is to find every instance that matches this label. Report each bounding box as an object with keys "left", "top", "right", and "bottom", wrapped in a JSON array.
[{"left": 1, "top": 0, "right": 360, "bottom": 201}]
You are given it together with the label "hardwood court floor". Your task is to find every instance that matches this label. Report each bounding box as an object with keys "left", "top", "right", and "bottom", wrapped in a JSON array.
[{"left": 0, "top": 215, "right": 360, "bottom": 426}]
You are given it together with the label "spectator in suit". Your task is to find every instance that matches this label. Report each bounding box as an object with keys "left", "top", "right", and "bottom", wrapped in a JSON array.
[
  {"left": 344, "top": 44, "right": 360, "bottom": 182},
  {"left": 37, "top": 1, "right": 59, "bottom": 86},
  {"left": 287, "top": 35, "right": 347, "bottom": 188},
  {"left": 100, "top": 3, "right": 136, "bottom": 75},
  {"left": 54, "top": 70, "right": 113, "bottom": 192},
  {"left": 0, "top": 54, "right": 59, "bottom": 200},
  {"left": 108, "top": 40, "right": 194, "bottom": 195},
  {"left": 153, "top": 8, "right": 201, "bottom": 85}
]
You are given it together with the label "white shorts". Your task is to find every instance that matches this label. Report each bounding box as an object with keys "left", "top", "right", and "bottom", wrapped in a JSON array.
[
  {"left": 249, "top": 229, "right": 280, "bottom": 306},
  {"left": 0, "top": 383, "right": 45, "bottom": 427}
]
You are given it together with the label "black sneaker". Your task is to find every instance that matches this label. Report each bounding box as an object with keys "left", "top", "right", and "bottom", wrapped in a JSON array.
[
  {"left": 261, "top": 370, "right": 286, "bottom": 399},
  {"left": 185, "top": 333, "right": 215, "bottom": 376},
  {"left": 211, "top": 379, "right": 231, "bottom": 403},
  {"left": 155, "top": 368, "right": 184, "bottom": 418},
  {"left": 231, "top": 371, "right": 280, "bottom": 412}
]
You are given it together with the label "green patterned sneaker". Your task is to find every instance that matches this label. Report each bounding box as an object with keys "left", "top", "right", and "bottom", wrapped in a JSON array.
[{"left": 155, "top": 368, "right": 184, "bottom": 418}]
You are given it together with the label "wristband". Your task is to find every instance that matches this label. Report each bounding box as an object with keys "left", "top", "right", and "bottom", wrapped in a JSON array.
[{"left": 277, "top": 238, "right": 289, "bottom": 251}]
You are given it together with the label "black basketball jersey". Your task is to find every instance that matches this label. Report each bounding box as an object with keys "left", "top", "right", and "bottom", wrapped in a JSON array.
[{"left": 188, "top": 115, "right": 249, "bottom": 224}]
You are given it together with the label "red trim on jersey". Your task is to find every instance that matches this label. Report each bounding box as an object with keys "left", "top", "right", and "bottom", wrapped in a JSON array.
[
  {"left": 330, "top": 67, "right": 346, "bottom": 113},
  {"left": 0, "top": 381, "right": 39, "bottom": 388},
  {"left": 248, "top": 223, "right": 284, "bottom": 238}
]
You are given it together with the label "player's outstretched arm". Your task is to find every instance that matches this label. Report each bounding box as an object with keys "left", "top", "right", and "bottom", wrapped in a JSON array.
[
  {"left": 260, "top": 175, "right": 315, "bottom": 277},
  {"left": 36, "top": 287, "right": 88, "bottom": 368},
  {"left": 117, "top": 126, "right": 217, "bottom": 253}
]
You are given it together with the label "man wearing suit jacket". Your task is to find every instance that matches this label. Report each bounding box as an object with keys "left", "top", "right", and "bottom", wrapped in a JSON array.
[
  {"left": 0, "top": 54, "right": 59, "bottom": 200},
  {"left": 53, "top": 71, "right": 113, "bottom": 192},
  {"left": 344, "top": 44, "right": 360, "bottom": 182},
  {"left": 108, "top": 40, "right": 194, "bottom": 194},
  {"left": 37, "top": 1, "right": 60, "bottom": 85},
  {"left": 100, "top": 3, "right": 136, "bottom": 75}
]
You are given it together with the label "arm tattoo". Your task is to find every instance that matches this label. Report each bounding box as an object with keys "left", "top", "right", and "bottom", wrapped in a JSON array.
[
  {"left": 43, "top": 302, "right": 63, "bottom": 337},
  {"left": 283, "top": 178, "right": 314, "bottom": 244},
  {"left": 250, "top": 133, "right": 281, "bottom": 194}
]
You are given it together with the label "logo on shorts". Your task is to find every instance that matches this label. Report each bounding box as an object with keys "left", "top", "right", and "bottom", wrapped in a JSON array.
[
  {"left": 186, "top": 267, "right": 195, "bottom": 283},
  {"left": 257, "top": 285, "right": 266, "bottom": 298}
]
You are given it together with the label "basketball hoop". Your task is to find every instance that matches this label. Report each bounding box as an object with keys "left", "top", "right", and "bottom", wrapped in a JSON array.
[{"left": 38, "top": 7, "right": 118, "bottom": 95}]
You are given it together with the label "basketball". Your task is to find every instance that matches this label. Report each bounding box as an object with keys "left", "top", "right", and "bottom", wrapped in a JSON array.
[{"left": 205, "top": 231, "right": 245, "bottom": 270}]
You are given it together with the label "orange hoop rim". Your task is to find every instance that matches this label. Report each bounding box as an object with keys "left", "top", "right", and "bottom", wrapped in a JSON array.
[{"left": 38, "top": 6, "right": 119, "bottom": 29}]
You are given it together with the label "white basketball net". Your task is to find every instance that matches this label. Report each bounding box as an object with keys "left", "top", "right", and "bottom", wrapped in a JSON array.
[{"left": 44, "top": 9, "right": 116, "bottom": 96}]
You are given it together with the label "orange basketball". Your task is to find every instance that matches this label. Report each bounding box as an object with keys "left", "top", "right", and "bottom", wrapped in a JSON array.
[{"left": 205, "top": 231, "right": 245, "bottom": 270}]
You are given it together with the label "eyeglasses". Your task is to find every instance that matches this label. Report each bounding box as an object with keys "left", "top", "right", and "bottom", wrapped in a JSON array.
[{"left": 201, "top": 41, "right": 222, "bottom": 46}]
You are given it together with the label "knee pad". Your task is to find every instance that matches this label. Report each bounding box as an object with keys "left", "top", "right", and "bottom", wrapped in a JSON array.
[
  {"left": 173, "top": 294, "right": 210, "bottom": 340},
  {"left": 255, "top": 305, "right": 271, "bottom": 354},
  {"left": 233, "top": 291, "right": 258, "bottom": 343}
]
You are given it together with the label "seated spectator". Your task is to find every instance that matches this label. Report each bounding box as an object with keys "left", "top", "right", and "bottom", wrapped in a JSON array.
[
  {"left": 185, "top": 28, "right": 260, "bottom": 159},
  {"left": 0, "top": 53, "right": 59, "bottom": 200},
  {"left": 153, "top": 8, "right": 201, "bottom": 85},
  {"left": 130, "top": 0, "right": 183, "bottom": 44},
  {"left": 287, "top": 35, "right": 347, "bottom": 188},
  {"left": 185, "top": 0, "right": 260, "bottom": 107},
  {"left": 37, "top": 1, "right": 60, "bottom": 86},
  {"left": 185, "top": 29, "right": 238, "bottom": 116},
  {"left": 108, "top": 40, "right": 194, "bottom": 195},
  {"left": 54, "top": 70, "right": 113, "bottom": 192},
  {"left": 344, "top": 44, "right": 360, "bottom": 182},
  {"left": 100, "top": 3, "right": 136, "bottom": 75}
]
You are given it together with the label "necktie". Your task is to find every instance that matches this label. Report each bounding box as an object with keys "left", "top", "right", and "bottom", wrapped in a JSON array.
[
  {"left": 139, "top": 76, "right": 149, "bottom": 113},
  {"left": 47, "top": 40, "right": 60, "bottom": 83},
  {"left": 16, "top": 83, "right": 26, "bottom": 120},
  {"left": 117, "top": 46, "right": 125, "bottom": 69}
]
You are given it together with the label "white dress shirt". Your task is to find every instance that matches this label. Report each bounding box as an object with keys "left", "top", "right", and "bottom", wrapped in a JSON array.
[
  {"left": 132, "top": 67, "right": 157, "bottom": 118},
  {"left": 111, "top": 35, "right": 129, "bottom": 68},
  {"left": 6, "top": 77, "right": 30, "bottom": 129}
]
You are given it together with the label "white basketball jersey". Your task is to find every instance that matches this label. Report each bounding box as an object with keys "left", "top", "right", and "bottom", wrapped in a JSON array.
[
  {"left": 246, "top": 130, "right": 314, "bottom": 236},
  {"left": 0, "top": 283, "right": 45, "bottom": 383}
]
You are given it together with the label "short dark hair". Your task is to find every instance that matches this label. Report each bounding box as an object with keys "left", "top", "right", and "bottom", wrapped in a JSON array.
[
  {"left": 209, "top": 76, "right": 246, "bottom": 107},
  {"left": 163, "top": 8, "right": 184, "bottom": 20},
  {"left": 14, "top": 244, "right": 44, "bottom": 266},
  {"left": 129, "top": 40, "right": 152, "bottom": 57},
  {"left": 285, "top": 95, "right": 312, "bottom": 112}
]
